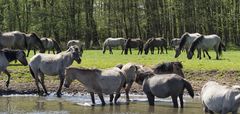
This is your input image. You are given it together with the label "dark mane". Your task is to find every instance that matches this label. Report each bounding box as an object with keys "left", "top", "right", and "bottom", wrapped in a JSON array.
[
  {"left": 154, "top": 62, "right": 174, "bottom": 73},
  {"left": 1, "top": 49, "right": 18, "bottom": 62},
  {"left": 144, "top": 38, "right": 153, "bottom": 50},
  {"left": 189, "top": 35, "right": 204, "bottom": 53},
  {"left": 30, "top": 33, "right": 45, "bottom": 49},
  {"left": 52, "top": 39, "right": 62, "bottom": 53},
  {"left": 179, "top": 33, "right": 189, "bottom": 50}
]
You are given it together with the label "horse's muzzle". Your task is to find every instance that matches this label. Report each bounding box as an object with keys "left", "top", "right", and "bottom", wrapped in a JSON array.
[{"left": 76, "top": 58, "right": 81, "bottom": 64}]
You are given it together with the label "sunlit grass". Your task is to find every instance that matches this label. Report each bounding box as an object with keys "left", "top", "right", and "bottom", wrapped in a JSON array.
[{"left": 6, "top": 49, "right": 240, "bottom": 81}]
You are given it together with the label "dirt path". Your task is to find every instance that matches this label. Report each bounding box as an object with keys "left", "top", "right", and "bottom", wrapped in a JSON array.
[{"left": 0, "top": 70, "right": 239, "bottom": 96}]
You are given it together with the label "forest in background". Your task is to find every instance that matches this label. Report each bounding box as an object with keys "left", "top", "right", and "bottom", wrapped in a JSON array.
[{"left": 0, "top": 0, "right": 240, "bottom": 49}]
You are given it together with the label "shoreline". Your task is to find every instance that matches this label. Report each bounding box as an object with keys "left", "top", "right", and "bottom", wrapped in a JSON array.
[{"left": 0, "top": 70, "right": 239, "bottom": 96}]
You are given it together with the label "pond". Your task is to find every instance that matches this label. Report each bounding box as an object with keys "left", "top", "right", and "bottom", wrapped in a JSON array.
[{"left": 0, "top": 93, "right": 206, "bottom": 114}]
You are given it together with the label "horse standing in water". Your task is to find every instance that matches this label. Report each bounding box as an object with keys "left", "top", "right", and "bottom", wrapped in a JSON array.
[
  {"left": 187, "top": 35, "right": 226, "bottom": 60},
  {"left": 0, "top": 49, "right": 28, "bottom": 87},
  {"left": 102, "top": 38, "right": 126, "bottom": 54},
  {"left": 64, "top": 66, "right": 126, "bottom": 106},
  {"left": 40, "top": 37, "right": 61, "bottom": 54},
  {"left": 29, "top": 46, "right": 81, "bottom": 97},
  {"left": 124, "top": 38, "right": 144, "bottom": 55},
  {"left": 144, "top": 38, "right": 168, "bottom": 55},
  {"left": 136, "top": 73, "right": 194, "bottom": 107},
  {"left": 117, "top": 62, "right": 185, "bottom": 103},
  {"left": 201, "top": 81, "right": 240, "bottom": 114}
]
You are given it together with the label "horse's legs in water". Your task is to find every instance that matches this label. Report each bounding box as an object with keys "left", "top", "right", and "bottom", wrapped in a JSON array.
[
  {"left": 179, "top": 94, "right": 184, "bottom": 108},
  {"left": 56, "top": 73, "right": 65, "bottom": 97},
  {"left": 203, "top": 101, "right": 214, "bottom": 114},
  {"left": 90, "top": 92, "right": 96, "bottom": 106},
  {"left": 98, "top": 93, "right": 106, "bottom": 106},
  {"left": 125, "top": 82, "right": 133, "bottom": 103},
  {"left": 114, "top": 93, "right": 121, "bottom": 104},
  {"left": 3, "top": 69, "right": 11, "bottom": 87},
  {"left": 171, "top": 96, "right": 178, "bottom": 108},
  {"left": 31, "top": 71, "right": 42, "bottom": 95},
  {"left": 109, "top": 94, "right": 114, "bottom": 105},
  {"left": 39, "top": 72, "right": 49, "bottom": 96},
  {"left": 146, "top": 92, "right": 155, "bottom": 106}
]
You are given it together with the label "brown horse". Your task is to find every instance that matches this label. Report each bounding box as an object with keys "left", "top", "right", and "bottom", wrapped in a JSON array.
[
  {"left": 124, "top": 38, "right": 144, "bottom": 55},
  {"left": 144, "top": 38, "right": 168, "bottom": 55}
]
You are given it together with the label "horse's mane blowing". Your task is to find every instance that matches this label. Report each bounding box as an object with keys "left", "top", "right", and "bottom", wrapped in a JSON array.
[{"left": 189, "top": 36, "right": 204, "bottom": 53}]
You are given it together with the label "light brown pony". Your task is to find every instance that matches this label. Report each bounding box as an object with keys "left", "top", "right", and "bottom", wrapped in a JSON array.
[{"left": 64, "top": 67, "right": 126, "bottom": 106}]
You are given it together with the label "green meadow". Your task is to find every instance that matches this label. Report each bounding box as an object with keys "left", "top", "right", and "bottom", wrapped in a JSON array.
[
  {"left": 4, "top": 49, "right": 240, "bottom": 80},
  {"left": 1, "top": 49, "right": 239, "bottom": 83}
]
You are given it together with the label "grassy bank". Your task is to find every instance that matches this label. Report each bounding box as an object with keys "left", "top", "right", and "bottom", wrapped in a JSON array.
[{"left": 0, "top": 49, "right": 240, "bottom": 94}]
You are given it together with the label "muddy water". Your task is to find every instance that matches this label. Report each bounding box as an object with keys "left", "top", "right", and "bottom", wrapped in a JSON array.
[{"left": 0, "top": 94, "right": 203, "bottom": 114}]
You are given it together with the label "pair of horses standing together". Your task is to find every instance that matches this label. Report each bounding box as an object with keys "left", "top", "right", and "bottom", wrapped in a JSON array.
[
  {"left": 64, "top": 62, "right": 194, "bottom": 108},
  {"left": 175, "top": 32, "right": 226, "bottom": 60},
  {"left": 0, "top": 31, "right": 63, "bottom": 56},
  {"left": 102, "top": 37, "right": 168, "bottom": 55}
]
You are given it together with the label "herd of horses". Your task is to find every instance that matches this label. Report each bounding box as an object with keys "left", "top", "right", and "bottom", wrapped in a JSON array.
[
  {"left": 103, "top": 32, "right": 226, "bottom": 60},
  {"left": 0, "top": 31, "right": 238, "bottom": 114}
]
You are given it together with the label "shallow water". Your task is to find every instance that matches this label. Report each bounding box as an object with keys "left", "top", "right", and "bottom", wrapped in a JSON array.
[{"left": 0, "top": 93, "right": 205, "bottom": 114}]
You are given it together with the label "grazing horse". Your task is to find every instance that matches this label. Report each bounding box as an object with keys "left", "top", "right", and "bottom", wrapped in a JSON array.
[
  {"left": 187, "top": 35, "right": 226, "bottom": 60},
  {"left": 124, "top": 38, "right": 144, "bottom": 55},
  {"left": 135, "top": 73, "right": 194, "bottom": 107},
  {"left": 64, "top": 67, "right": 126, "bottom": 106},
  {"left": 144, "top": 38, "right": 168, "bottom": 55},
  {"left": 26, "top": 33, "right": 45, "bottom": 57},
  {"left": 29, "top": 46, "right": 81, "bottom": 97},
  {"left": 170, "top": 38, "right": 181, "bottom": 49},
  {"left": 102, "top": 38, "right": 126, "bottom": 54},
  {"left": 40, "top": 37, "right": 61, "bottom": 54},
  {"left": 201, "top": 81, "right": 240, "bottom": 114},
  {"left": 117, "top": 62, "right": 184, "bottom": 103},
  {"left": 175, "top": 32, "right": 208, "bottom": 59},
  {"left": 0, "top": 49, "right": 28, "bottom": 87}
]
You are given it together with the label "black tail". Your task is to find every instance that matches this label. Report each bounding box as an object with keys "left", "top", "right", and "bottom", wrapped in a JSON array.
[
  {"left": 29, "top": 66, "right": 35, "bottom": 79},
  {"left": 218, "top": 42, "right": 226, "bottom": 56},
  {"left": 183, "top": 80, "right": 194, "bottom": 98}
]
